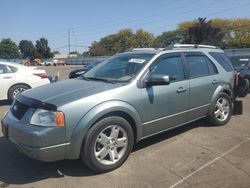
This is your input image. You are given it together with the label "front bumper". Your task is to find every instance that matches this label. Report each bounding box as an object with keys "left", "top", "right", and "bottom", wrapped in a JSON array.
[{"left": 1, "top": 110, "right": 67, "bottom": 162}]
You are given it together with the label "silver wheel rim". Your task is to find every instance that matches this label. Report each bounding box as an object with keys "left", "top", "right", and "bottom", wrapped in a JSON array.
[
  {"left": 13, "top": 87, "right": 27, "bottom": 98},
  {"left": 214, "top": 97, "right": 230, "bottom": 122},
  {"left": 94, "top": 125, "right": 128, "bottom": 165}
]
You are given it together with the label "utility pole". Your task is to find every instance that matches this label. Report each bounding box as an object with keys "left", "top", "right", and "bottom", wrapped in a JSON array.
[{"left": 68, "top": 28, "right": 71, "bottom": 55}]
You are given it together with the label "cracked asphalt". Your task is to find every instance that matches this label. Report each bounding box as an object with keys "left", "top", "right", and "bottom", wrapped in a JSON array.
[{"left": 0, "top": 65, "right": 250, "bottom": 188}]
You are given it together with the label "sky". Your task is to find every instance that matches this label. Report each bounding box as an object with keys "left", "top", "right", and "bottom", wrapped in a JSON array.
[{"left": 1, "top": 0, "right": 250, "bottom": 54}]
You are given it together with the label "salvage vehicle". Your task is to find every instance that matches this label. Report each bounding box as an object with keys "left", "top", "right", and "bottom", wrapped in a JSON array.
[
  {"left": 0, "top": 61, "right": 50, "bottom": 102},
  {"left": 2, "top": 44, "right": 238, "bottom": 172}
]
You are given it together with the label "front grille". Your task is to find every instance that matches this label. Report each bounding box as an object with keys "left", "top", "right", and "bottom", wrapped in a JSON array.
[{"left": 11, "top": 100, "right": 29, "bottom": 120}]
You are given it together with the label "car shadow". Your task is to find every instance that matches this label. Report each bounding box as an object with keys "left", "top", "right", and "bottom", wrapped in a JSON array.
[
  {"left": 0, "top": 118, "right": 212, "bottom": 186},
  {"left": 0, "top": 136, "right": 96, "bottom": 185},
  {"left": 133, "top": 118, "right": 212, "bottom": 152}
]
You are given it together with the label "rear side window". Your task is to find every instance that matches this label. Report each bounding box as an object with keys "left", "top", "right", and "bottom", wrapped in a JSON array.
[
  {"left": 0, "top": 64, "right": 16, "bottom": 74},
  {"left": 209, "top": 52, "right": 234, "bottom": 72},
  {"left": 185, "top": 54, "right": 218, "bottom": 78}
]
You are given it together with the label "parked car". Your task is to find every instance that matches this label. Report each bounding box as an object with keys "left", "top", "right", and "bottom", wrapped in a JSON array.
[
  {"left": 2, "top": 44, "right": 238, "bottom": 172},
  {"left": 229, "top": 55, "right": 250, "bottom": 97},
  {"left": 52, "top": 60, "right": 66, "bottom": 66},
  {"left": 69, "top": 61, "right": 102, "bottom": 79},
  {"left": 41, "top": 61, "right": 53, "bottom": 66},
  {"left": 0, "top": 61, "right": 50, "bottom": 102}
]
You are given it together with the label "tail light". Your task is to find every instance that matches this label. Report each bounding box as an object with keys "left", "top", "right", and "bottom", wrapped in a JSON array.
[
  {"left": 234, "top": 72, "right": 239, "bottom": 86},
  {"left": 33, "top": 73, "right": 48, "bottom": 79}
]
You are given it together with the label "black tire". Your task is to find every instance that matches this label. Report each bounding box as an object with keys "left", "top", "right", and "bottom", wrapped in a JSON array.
[
  {"left": 208, "top": 92, "right": 232, "bottom": 126},
  {"left": 81, "top": 116, "right": 134, "bottom": 173},
  {"left": 237, "top": 78, "right": 249, "bottom": 97},
  {"left": 8, "top": 84, "right": 30, "bottom": 102}
]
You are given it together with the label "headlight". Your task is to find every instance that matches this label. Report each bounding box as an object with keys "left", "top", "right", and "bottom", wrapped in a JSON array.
[{"left": 30, "top": 109, "right": 65, "bottom": 127}]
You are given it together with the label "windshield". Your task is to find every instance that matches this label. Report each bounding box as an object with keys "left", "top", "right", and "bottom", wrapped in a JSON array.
[{"left": 83, "top": 53, "right": 154, "bottom": 82}]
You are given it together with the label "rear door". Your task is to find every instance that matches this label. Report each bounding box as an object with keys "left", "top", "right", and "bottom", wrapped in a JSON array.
[{"left": 184, "top": 52, "right": 219, "bottom": 120}]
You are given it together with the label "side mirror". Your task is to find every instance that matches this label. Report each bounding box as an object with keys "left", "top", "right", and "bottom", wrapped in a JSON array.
[{"left": 145, "top": 74, "right": 170, "bottom": 87}]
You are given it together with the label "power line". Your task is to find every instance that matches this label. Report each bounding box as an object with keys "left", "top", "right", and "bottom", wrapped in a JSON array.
[
  {"left": 50, "top": 0, "right": 250, "bottom": 52},
  {"left": 72, "top": 0, "right": 226, "bottom": 38},
  {"left": 74, "top": 0, "right": 201, "bottom": 34}
]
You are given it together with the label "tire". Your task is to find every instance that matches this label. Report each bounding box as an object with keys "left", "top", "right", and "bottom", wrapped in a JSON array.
[
  {"left": 208, "top": 92, "right": 232, "bottom": 126},
  {"left": 8, "top": 84, "right": 30, "bottom": 102},
  {"left": 237, "top": 78, "right": 249, "bottom": 97},
  {"left": 81, "top": 116, "right": 134, "bottom": 172}
]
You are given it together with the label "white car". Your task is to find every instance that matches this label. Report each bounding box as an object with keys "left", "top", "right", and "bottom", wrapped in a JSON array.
[
  {"left": 0, "top": 61, "right": 50, "bottom": 101},
  {"left": 41, "top": 61, "right": 52, "bottom": 66}
]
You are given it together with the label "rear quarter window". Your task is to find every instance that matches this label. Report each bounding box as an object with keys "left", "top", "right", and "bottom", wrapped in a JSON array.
[{"left": 209, "top": 52, "right": 234, "bottom": 72}]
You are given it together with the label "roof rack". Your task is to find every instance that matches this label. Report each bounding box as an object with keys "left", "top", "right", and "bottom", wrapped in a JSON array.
[
  {"left": 131, "top": 48, "right": 164, "bottom": 51},
  {"left": 170, "top": 44, "right": 219, "bottom": 49}
]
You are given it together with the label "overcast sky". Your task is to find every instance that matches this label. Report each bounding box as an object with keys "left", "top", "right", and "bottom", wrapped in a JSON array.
[{"left": 1, "top": 0, "right": 250, "bottom": 53}]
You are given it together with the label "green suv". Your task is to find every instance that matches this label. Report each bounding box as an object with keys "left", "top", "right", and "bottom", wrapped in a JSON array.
[{"left": 1, "top": 44, "right": 235, "bottom": 172}]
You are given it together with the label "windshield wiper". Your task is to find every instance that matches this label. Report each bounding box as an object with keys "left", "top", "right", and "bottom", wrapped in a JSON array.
[
  {"left": 86, "top": 77, "right": 116, "bottom": 84},
  {"left": 79, "top": 75, "right": 90, "bottom": 81}
]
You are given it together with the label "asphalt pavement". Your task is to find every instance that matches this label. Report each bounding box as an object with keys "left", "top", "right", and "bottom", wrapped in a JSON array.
[{"left": 0, "top": 66, "right": 250, "bottom": 188}]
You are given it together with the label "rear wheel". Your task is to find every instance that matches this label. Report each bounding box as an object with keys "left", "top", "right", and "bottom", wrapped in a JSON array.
[
  {"left": 208, "top": 93, "right": 232, "bottom": 126},
  {"left": 81, "top": 116, "right": 134, "bottom": 172},
  {"left": 8, "top": 84, "right": 30, "bottom": 102}
]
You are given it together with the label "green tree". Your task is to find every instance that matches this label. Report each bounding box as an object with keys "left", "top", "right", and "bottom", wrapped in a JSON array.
[
  {"left": 35, "top": 38, "right": 52, "bottom": 58},
  {"left": 0, "top": 38, "right": 19, "bottom": 59},
  {"left": 52, "top": 50, "right": 60, "bottom": 54},
  {"left": 113, "top": 29, "right": 135, "bottom": 53},
  {"left": 184, "top": 17, "right": 224, "bottom": 46},
  {"left": 19, "top": 40, "right": 36, "bottom": 60},
  {"left": 70, "top": 50, "right": 81, "bottom": 56},
  {"left": 89, "top": 41, "right": 108, "bottom": 56},
  {"left": 153, "top": 30, "right": 184, "bottom": 48},
  {"left": 134, "top": 29, "right": 154, "bottom": 48}
]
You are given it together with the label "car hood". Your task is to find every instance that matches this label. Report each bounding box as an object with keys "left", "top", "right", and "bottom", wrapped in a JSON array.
[{"left": 20, "top": 79, "right": 123, "bottom": 107}]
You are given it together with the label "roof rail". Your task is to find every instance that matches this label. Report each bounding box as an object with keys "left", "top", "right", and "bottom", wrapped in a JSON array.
[
  {"left": 131, "top": 48, "right": 164, "bottom": 51},
  {"left": 171, "top": 44, "right": 219, "bottom": 49}
]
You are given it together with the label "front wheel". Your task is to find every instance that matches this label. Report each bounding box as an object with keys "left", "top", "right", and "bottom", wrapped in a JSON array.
[
  {"left": 208, "top": 93, "right": 232, "bottom": 126},
  {"left": 81, "top": 116, "right": 134, "bottom": 172}
]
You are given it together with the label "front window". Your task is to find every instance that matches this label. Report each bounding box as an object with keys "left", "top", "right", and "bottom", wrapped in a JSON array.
[
  {"left": 83, "top": 53, "right": 154, "bottom": 83},
  {"left": 151, "top": 55, "right": 185, "bottom": 82}
]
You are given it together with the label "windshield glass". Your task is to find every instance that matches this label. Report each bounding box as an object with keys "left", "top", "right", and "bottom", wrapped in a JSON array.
[{"left": 83, "top": 53, "right": 154, "bottom": 82}]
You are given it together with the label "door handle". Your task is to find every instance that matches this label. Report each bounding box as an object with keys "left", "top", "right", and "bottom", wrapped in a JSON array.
[
  {"left": 212, "top": 80, "right": 219, "bottom": 85},
  {"left": 3, "top": 76, "right": 12, "bottom": 79},
  {"left": 177, "top": 87, "right": 187, "bottom": 93}
]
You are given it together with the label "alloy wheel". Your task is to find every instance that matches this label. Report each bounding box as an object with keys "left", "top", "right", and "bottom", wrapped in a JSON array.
[{"left": 94, "top": 125, "right": 128, "bottom": 165}]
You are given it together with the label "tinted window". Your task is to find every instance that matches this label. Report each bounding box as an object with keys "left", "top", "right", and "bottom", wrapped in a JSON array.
[
  {"left": 0, "top": 64, "right": 15, "bottom": 74},
  {"left": 9, "top": 65, "right": 17, "bottom": 72},
  {"left": 209, "top": 52, "right": 234, "bottom": 72},
  {"left": 0, "top": 64, "right": 7, "bottom": 74},
  {"left": 229, "top": 56, "right": 250, "bottom": 70},
  {"left": 151, "top": 55, "right": 185, "bottom": 82},
  {"left": 186, "top": 55, "right": 217, "bottom": 78}
]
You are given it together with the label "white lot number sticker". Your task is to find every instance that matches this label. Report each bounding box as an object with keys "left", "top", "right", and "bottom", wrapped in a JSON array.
[{"left": 128, "top": 58, "right": 146, "bottom": 64}]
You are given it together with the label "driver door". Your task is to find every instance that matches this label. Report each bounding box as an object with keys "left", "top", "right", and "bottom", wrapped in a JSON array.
[{"left": 139, "top": 53, "right": 190, "bottom": 137}]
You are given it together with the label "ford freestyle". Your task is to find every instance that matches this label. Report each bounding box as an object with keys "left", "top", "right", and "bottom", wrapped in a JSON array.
[{"left": 1, "top": 44, "right": 236, "bottom": 172}]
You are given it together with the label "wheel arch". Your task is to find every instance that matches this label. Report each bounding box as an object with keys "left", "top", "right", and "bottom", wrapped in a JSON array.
[
  {"left": 66, "top": 101, "right": 143, "bottom": 159},
  {"left": 208, "top": 85, "right": 233, "bottom": 116},
  {"left": 7, "top": 83, "right": 31, "bottom": 99}
]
